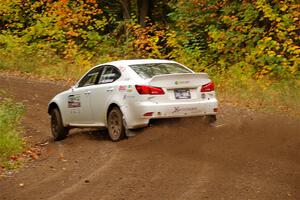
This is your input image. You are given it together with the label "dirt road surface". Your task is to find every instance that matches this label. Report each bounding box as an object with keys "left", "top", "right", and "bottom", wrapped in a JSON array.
[{"left": 0, "top": 74, "right": 299, "bottom": 200}]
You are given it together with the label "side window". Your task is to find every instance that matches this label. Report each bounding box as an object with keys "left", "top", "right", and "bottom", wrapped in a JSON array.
[
  {"left": 98, "top": 66, "right": 121, "bottom": 84},
  {"left": 78, "top": 67, "right": 102, "bottom": 87}
]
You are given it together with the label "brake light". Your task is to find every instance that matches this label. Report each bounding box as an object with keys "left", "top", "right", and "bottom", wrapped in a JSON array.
[
  {"left": 135, "top": 85, "right": 165, "bottom": 95},
  {"left": 201, "top": 81, "right": 215, "bottom": 92},
  {"left": 143, "top": 112, "right": 154, "bottom": 116}
]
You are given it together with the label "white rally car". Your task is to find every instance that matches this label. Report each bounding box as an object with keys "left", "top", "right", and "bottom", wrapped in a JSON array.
[{"left": 48, "top": 59, "right": 218, "bottom": 141}]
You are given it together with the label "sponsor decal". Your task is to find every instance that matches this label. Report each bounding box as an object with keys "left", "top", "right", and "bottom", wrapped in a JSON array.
[
  {"left": 68, "top": 95, "right": 81, "bottom": 108},
  {"left": 172, "top": 107, "right": 197, "bottom": 114},
  {"left": 119, "top": 66, "right": 126, "bottom": 72},
  {"left": 127, "top": 85, "right": 133, "bottom": 92},
  {"left": 118, "top": 85, "right": 126, "bottom": 91},
  {"left": 175, "top": 80, "right": 190, "bottom": 85}
]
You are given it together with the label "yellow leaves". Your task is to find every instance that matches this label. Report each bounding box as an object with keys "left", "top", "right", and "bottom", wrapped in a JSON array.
[
  {"left": 267, "top": 50, "right": 275, "bottom": 56},
  {"left": 276, "top": 31, "right": 286, "bottom": 40},
  {"left": 255, "top": 65, "right": 272, "bottom": 79},
  {"left": 287, "top": 25, "right": 296, "bottom": 32},
  {"left": 286, "top": 39, "right": 293, "bottom": 45},
  {"left": 222, "top": 15, "right": 238, "bottom": 25},
  {"left": 255, "top": 0, "right": 278, "bottom": 21},
  {"left": 287, "top": 45, "right": 300, "bottom": 55},
  {"left": 289, "top": 65, "right": 298, "bottom": 74},
  {"left": 280, "top": 4, "right": 288, "bottom": 12},
  {"left": 288, "top": 45, "right": 300, "bottom": 51},
  {"left": 94, "top": 18, "right": 107, "bottom": 30},
  {"left": 128, "top": 23, "right": 169, "bottom": 58},
  {"left": 264, "top": 37, "right": 272, "bottom": 41},
  {"left": 216, "top": 43, "right": 225, "bottom": 51}
]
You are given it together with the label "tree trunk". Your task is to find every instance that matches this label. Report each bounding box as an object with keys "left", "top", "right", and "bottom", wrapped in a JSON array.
[
  {"left": 120, "top": 0, "right": 131, "bottom": 20},
  {"left": 137, "top": 0, "right": 151, "bottom": 27}
]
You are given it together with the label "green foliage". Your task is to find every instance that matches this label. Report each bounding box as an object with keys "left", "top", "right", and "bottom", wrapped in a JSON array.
[
  {"left": 0, "top": 91, "right": 25, "bottom": 168},
  {"left": 169, "top": 0, "right": 300, "bottom": 79},
  {"left": 0, "top": 0, "right": 299, "bottom": 115},
  {"left": 0, "top": 0, "right": 113, "bottom": 68},
  {"left": 1, "top": 0, "right": 298, "bottom": 79}
]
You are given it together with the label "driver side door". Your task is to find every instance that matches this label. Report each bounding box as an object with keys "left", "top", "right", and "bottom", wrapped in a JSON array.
[
  {"left": 68, "top": 66, "right": 103, "bottom": 125},
  {"left": 89, "top": 65, "right": 122, "bottom": 124}
]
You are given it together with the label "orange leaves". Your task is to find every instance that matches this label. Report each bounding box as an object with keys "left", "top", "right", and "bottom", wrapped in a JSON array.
[
  {"left": 60, "top": 0, "right": 69, "bottom": 4},
  {"left": 46, "top": 0, "right": 105, "bottom": 31},
  {"left": 126, "top": 22, "right": 171, "bottom": 58},
  {"left": 66, "top": 30, "right": 79, "bottom": 37}
]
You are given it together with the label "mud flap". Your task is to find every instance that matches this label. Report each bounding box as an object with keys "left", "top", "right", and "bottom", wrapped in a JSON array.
[{"left": 122, "top": 117, "right": 136, "bottom": 137}]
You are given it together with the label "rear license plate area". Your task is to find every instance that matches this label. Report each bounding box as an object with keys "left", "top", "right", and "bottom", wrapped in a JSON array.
[{"left": 174, "top": 89, "right": 191, "bottom": 99}]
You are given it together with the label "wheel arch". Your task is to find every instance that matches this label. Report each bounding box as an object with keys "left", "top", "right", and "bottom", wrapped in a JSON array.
[
  {"left": 106, "top": 103, "right": 123, "bottom": 125},
  {"left": 48, "top": 102, "right": 60, "bottom": 115},
  {"left": 107, "top": 103, "right": 120, "bottom": 117},
  {"left": 48, "top": 102, "right": 69, "bottom": 127}
]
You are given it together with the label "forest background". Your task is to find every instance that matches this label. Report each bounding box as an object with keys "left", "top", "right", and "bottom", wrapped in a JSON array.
[{"left": 0, "top": 0, "right": 299, "bottom": 115}]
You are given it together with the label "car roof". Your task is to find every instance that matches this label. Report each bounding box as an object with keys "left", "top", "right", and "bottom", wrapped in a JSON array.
[{"left": 103, "top": 59, "right": 177, "bottom": 66}]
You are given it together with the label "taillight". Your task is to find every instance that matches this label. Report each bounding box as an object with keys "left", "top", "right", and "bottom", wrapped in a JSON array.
[
  {"left": 135, "top": 85, "right": 165, "bottom": 95},
  {"left": 201, "top": 81, "right": 215, "bottom": 92}
]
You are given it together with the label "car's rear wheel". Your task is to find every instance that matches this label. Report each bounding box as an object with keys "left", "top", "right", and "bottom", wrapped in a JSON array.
[
  {"left": 51, "top": 108, "right": 69, "bottom": 141},
  {"left": 107, "top": 107, "right": 126, "bottom": 141}
]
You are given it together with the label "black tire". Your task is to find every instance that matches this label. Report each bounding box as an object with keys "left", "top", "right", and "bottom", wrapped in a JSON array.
[
  {"left": 51, "top": 108, "right": 69, "bottom": 141},
  {"left": 107, "top": 107, "right": 126, "bottom": 142}
]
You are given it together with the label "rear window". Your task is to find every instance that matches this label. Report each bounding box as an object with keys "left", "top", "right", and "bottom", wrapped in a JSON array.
[{"left": 130, "top": 63, "right": 191, "bottom": 79}]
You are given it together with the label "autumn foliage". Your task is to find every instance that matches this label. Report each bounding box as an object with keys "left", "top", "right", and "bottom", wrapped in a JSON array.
[{"left": 0, "top": 0, "right": 299, "bottom": 81}]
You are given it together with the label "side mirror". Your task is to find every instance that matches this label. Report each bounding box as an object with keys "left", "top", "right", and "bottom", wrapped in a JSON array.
[{"left": 71, "top": 85, "right": 76, "bottom": 91}]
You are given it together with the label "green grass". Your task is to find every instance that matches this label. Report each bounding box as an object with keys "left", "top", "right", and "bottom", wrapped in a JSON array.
[
  {"left": 0, "top": 91, "right": 25, "bottom": 169},
  {"left": 213, "top": 70, "right": 300, "bottom": 118}
]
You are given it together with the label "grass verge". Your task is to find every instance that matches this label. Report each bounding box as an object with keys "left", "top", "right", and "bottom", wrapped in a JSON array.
[
  {"left": 213, "top": 70, "right": 300, "bottom": 118},
  {"left": 0, "top": 91, "right": 25, "bottom": 170}
]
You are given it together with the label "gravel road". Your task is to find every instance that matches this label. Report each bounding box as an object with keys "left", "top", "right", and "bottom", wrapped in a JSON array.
[{"left": 0, "top": 74, "right": 299, "bottom": 200}]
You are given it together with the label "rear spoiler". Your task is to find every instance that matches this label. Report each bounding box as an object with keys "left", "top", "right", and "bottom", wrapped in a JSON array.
[
  {"left": 150, "top": 73, "right": 209, "bottom": 82},
  {"left": 149, "top": 73, "right": 210, "bottom": 88}
]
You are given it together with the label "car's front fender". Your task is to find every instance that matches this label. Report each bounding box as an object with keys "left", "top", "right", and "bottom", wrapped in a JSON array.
[{"left": 48, "top": 91, "right": 70, "bottom": 127}]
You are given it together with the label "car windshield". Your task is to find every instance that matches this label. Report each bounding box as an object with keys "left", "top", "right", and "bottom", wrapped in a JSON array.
[{"left": 130, "top": 63, "right": 191, "bottom": 79}]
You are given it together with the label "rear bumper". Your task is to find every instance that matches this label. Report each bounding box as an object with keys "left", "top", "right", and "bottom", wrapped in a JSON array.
[{"left": 121, "top": 99, "right": 218, "bottom": 129}]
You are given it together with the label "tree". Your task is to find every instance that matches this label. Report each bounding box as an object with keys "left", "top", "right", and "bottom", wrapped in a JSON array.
[
  {"left": 137, "top": 0, "right": 152, "bottom": 27},
  {"left": 120, "top": 0, "right": 131, "bottom": 20}
]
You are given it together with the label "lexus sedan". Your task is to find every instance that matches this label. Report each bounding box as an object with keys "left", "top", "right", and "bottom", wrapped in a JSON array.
[{"left": 48, "top": 59, "right": 218, "bottom": 141}]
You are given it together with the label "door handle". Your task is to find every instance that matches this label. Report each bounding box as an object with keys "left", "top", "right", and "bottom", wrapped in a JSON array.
[
  {"left": 106, "top": 88, "right": 114, "bottom": 92},
  {"left": 84, "top": 91, "right": 91, "bottom": 95}
]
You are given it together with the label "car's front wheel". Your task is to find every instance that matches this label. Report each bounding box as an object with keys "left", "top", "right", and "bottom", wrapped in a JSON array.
[
  {"left": 107, "top": 107, "right": 126, "bottom": 141},
  {"left": 50, "top": 108, "right": 69, "bottom": 141}
]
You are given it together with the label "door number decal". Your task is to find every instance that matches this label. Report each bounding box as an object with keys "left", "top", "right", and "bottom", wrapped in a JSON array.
[{"left": 68, "top": 95, "right": 81, "bottom": 108}]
